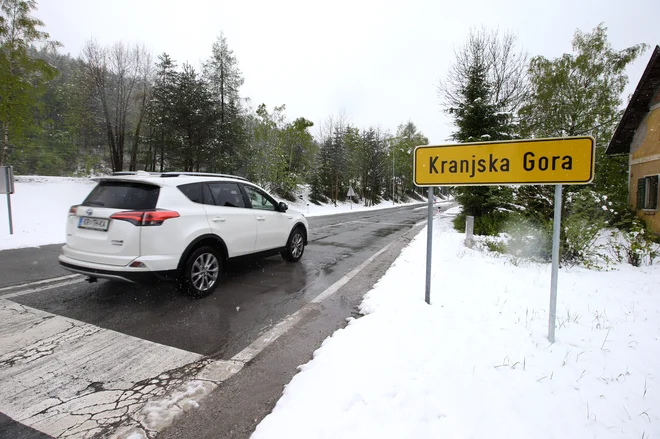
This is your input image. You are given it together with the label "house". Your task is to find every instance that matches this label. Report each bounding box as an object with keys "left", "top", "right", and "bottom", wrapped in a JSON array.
[{"left": 607, "top": 45, "right": 660, "bottom": 234}]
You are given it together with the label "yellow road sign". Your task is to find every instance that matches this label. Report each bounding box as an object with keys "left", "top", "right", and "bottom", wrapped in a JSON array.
[{"left": 413, "top": 136, "right": 595, "bottom": 186}]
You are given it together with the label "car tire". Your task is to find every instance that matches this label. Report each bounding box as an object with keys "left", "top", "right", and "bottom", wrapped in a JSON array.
[
  {"left": 181, "top": 246, "right": 222, "bottom": 298},
  {"left": 281, "top": 227, "right": 305, "bottom": 263}
]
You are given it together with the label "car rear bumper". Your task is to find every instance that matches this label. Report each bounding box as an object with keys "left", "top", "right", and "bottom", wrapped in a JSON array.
[
  {"left": 58, "top": 255, "right": 178, "bottom": 283},
  {"left": 61, "top": 245, "right": 181, "bottom": 271}
]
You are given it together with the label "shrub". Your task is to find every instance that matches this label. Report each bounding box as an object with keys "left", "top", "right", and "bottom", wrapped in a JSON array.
[
  {"left": 503, "top": 214, "right": 553, "bottom": 263},
  {"left": 562, "top": 213, "right": 606, "bottom": 268},
  {"left": 614, "top": 218, "right": 658, "bottom": 267},
  {"left": 452, "top": 210, "right": 510, "bottom": 236},
  {"left": 481, "top": 238, "right": 507, "bottom": 254},
  {"left": 309, "top": 192, "right": 328, "bottom": 205}
]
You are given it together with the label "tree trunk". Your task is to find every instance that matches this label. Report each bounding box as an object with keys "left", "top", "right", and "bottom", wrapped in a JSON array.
[
  {"left": 129, "top": 105, "right": 145, "bottom": 171},
  {"left": 1, "top": 123, "right": 9, "bottom": 166},
  {"left": 160, "top": 143, "right": 164, "bottom": 172}
]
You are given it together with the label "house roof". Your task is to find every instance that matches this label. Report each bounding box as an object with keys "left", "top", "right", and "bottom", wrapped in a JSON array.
[{"left": 606, "top": 45, "right": 660, "bottom": 155}]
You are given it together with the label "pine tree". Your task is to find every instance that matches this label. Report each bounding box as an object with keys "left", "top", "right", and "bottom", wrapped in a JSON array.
[
  {"left": 310, "top": 136, "right": 332, "bottom": 204},
  {"left": 448, "top": 55, "right": 515, "bottom": 231},
  {"left": 361, "top": 127, "right": 387, "bottom": 206},
  {"left": 146, "top": 53, "right": 178, "bottom": 171},
  {"left": 203, "top": 32, "right": 245, "bottom": 172},
  {"left": 172, "top": 63, "right": 215, "bottom": 172},
  {"left": 391, "top": 121, "right": 428, "bottom": 198}
]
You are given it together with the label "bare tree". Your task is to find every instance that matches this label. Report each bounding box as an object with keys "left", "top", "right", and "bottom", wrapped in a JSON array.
[
  {"left": 439, "top": 27, "right": 530, "bottom": 122},
  {"left": 81, "top": 39, "right": 141, "bottom": 172},
  {"left": 129, "top": 47, "right": 152, "bottom": 171}
]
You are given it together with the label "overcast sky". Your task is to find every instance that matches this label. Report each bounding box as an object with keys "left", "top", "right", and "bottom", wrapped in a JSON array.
[{"left": 38, "top": 0, "right": 659, "bottom": 144}]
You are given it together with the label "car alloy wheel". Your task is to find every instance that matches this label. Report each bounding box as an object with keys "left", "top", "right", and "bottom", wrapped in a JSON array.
[
  {"left": 291, "top": 232, "right": 304, "bottom": 259},
  {"left": 183, "top": 246, "right": 222, "bottom": 297},
  {"left": 282, "top": 227, "right": 305, "bottom": 262},
  {"left": 191, "top": 252, "right": 219, "bottom": 292}
]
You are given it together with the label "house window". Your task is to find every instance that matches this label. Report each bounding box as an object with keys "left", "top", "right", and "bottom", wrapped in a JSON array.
[{"left": 637, "top": 175, "right": 659, "bottom": 210}]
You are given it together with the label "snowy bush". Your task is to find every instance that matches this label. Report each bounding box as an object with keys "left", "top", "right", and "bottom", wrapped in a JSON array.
[
  {"left": 562, "top": 214, "right": 607, "bottom": 269},
  {"left": 611, "top": 219, "right": 658, "bottom": 267}
]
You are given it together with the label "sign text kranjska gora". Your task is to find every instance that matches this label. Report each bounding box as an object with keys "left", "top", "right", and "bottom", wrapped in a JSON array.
[
  {"left": 428, "top": 151, "right": 573, "bottom": 179},
  {"left": 413, "top": 137, "right": 595, "bottom": 186}
]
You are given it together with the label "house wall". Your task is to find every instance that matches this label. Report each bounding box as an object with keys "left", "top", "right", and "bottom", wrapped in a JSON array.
[{"left": 629, "top": 90, "right": 660, "bottom": 234}]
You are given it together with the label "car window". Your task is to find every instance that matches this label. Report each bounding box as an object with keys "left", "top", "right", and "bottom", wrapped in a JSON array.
[
  {"left": 83, "top": 181, "right": 159, "bottom": 209},
  {"left": 243, "top": 185, "right": 276, "bottom": 211},
  {"left": 178, "top": 183, "right": 203, "bottom": 204},
  {"left": 207, "top": 182, "right": 246, "bottom": 208},
  {"left": 202, "top": 183, "right": 214, "bottom": 205}
]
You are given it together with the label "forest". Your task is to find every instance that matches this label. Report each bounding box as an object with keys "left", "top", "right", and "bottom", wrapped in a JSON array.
[{"left": 1, "top": 0, "right": 656, "bottom": 265}]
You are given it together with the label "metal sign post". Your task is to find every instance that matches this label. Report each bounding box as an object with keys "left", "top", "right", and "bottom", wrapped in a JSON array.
[
  {"left": 347, "top": 186, "right": 356, "bottom": 210},
  {"left": 0, "top": 166, "right": 15, "bottom": 235},
  {"left": 425, "top": 186, "right": 433, "bottom": 304},
  {"left": 413, "top": 137, "right": 596, "bottom": 341},
  {"left": 548, "top": 184, "right": 563, "bottom": 343}
]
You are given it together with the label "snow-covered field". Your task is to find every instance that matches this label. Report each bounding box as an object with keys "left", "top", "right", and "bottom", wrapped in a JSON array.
[
  {"left": 5, "top": 175, "right": 657, "bottom": 439},
  {"left": 0, "top": 176, "right": 435, "bottom": 251},
  {"left": 252, "top": 211, "right": 660, "bottom": 439}
]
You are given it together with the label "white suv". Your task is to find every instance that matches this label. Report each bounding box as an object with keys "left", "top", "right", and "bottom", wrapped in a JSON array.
[{"left": 59, "top": 172, "right": 309, "bottom": 297}]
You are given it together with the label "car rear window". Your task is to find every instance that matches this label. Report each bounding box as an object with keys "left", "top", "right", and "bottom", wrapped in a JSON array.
[{"left": 83, "top": 181, "right": 160, "bottom": 210}]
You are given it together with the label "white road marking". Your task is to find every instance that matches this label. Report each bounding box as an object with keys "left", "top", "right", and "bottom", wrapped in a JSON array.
[
  {"left": 355, "top": 220, "right": 419, "bottom": 226},
  {"left": 3, "top": 218, "right": 427, "bottom": 438},
  {"left": 310, "top": 239, "right": 397, "bottom": 304},
  {"left": 0, "top": 274, "right": 80, "bottom": 292},
  {"left": 1, "top": 277, "right": 87, "bottom": 299},
  {"left": 231, "top": 309, "right": 308, "bottom": 364},
  {"left": 0, "top": 299, "right": 203, "bottom": 439},
  {"left": 116, "top": 221, "right": 428, "bottom": 437}
]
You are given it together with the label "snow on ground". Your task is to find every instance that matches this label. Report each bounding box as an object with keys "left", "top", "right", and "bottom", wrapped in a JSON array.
[
  {"left": 0, "top": 176, "right": 447, "bottom": 251},
  {"left": 0, "top": 176, "right": 97, "bottom": 251},
  {"left": 252, "top": 214, "right": 660, "bottom": 439}
]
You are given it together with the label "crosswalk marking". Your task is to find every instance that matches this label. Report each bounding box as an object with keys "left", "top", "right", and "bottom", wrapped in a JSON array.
[
  {"left": 0, "top": 299, "right": 203, "bottom": 438},
  {"left": 0, "top": 274, "right": 81, "bottom": 292}
]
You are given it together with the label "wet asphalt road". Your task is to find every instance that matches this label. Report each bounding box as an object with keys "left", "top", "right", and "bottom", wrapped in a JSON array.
[
  {"left": 0, "top": 203, "right": 449, "bottom": 438},
  {"left": 0, "top": 205, "right": 431, "bottom": 360}
]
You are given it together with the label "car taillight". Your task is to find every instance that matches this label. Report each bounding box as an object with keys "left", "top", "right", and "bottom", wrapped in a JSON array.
[
  {"left": 110, "top": 211, "right": 145, "bottom": 226},
  {"left": 110, "top": 210, "right": 180, "bottom": 226},
  {"left": 69, "top": 205, "right": 79, "bottom": 216},
  {"left": 143, "top": 210, "right": 180, "bottom": 226}
]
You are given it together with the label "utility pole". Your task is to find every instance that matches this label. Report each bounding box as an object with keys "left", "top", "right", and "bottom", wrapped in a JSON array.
[{"left": 392, "top": 149, "right": 395, "bottom": 204}]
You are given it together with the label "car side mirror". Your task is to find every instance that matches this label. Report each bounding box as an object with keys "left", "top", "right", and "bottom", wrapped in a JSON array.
[{"left": 278, "top": 201, "right": 288, "bottom": 212}]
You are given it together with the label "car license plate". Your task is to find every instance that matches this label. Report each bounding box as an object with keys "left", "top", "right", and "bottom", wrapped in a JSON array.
[{"left": 78, "top": 217, "right": 109, "bottom": 231}]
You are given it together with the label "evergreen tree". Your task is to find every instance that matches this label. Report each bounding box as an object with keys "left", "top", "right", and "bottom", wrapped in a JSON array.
[
  {"left": 361, "top": 127, "right": 387, "bottom": 206},
  {"left": 0, "top": 0, "right": 58, "bottom": 166},
  {"left": 391, "top": 121, "right": 428, "bottom": 199},
  {"left": 146, "top": 53, "right": 179, "bottom": 171},
  {"left": 447, "top": 51, "right": 516, "bottom": 232},
  {"left": 329, "top": 125, "right": 347, "bottom": 205},
  {"left": 171, "top": 63, "right": 215, "bottom": 172},
  {"left": 203, "top": 32, "right": 245, "bottom": 172},
  {"left": 310, "top": 135, "right": 332, "bottom": 204}
]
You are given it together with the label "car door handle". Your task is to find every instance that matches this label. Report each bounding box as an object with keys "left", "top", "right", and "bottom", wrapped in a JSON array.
[
  {"left": 256, "top": 216, "right": 266, "bottom": 221},
  {"left": 212, "top": 217, "right": 226, "bottom": 222}
]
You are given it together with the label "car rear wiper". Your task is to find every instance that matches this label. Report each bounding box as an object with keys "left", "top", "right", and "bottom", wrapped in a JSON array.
[{"left": 84, "top": 201, "right": 106, "bottom": 207}]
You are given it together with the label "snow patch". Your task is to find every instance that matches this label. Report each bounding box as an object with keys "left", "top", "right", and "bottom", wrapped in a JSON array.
[
  {"left": 138, "top": 380, "right": 216, "bottom": 432},
  {"left": 252, "top": 216, "right": 660, "bottom": 439},
  {"left": 0, "top": 177, "right": 438, "bottom": 251}
]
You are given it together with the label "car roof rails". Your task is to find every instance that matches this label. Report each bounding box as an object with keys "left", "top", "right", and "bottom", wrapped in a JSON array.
[
  {"left": 111, "top": 171, "right": 158, "bottom": 176},
  {"left": 159, "top": 172, "right": 248, "bottom": 181}
]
